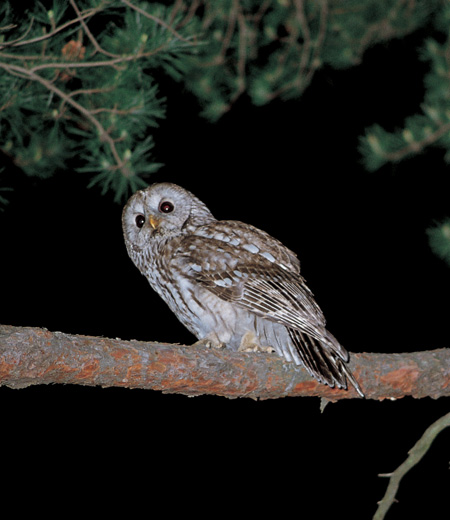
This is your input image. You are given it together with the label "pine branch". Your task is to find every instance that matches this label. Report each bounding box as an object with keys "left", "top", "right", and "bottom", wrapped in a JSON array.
[
  {"left": 1, "top": 324, "right": 449, "bottom": 400},
  {"left": 0, "top": 0, "right": 197, "bottom": 199},
  {"left": 0, "top": 0, "right": 440, "bottom": 199},
  {"left": 0, "top": 61, "right": 124, "bottom": 168},
  {"left": 360, "top": 13, "right": 450, "bottom": 172}
]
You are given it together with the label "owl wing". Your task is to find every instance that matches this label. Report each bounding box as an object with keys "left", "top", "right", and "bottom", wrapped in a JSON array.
[
  {"left": 173, "top": 223, "right": 362, "bottom": 395},
  {"left": 175, "top": 221, "right": 332, "bottom": 346}
]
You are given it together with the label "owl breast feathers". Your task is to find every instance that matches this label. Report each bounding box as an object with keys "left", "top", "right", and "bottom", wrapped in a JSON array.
[{"left": 122, "top": 182, "right": 364, "bottom": 397}]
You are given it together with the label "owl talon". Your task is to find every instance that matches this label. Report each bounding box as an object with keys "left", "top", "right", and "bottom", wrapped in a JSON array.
[
  {"left": 239, "top": 345, "right": 275, "bottom": 353},
  {"left": 192, "top": 338, "right": 225, "bottom": 349},
  {"left": 238, "top": 331, "right": 274, "bottom": 354}
]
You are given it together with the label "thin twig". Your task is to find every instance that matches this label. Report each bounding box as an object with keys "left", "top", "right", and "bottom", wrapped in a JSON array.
[
  {"left": 176, "top": 0, "right": 201, "bottom": 29},
  {"left": 304, "top": 0, "right": 328, "bottom": 86},
  {"left": 235, "top": 1, "right": 247, "bottom": 82},
  {"left": 168, "top": 0, "right": 184, "bottom": 25},
  {"left": 58, "top": 86, "right": 115, "bottom": 116},
  {"left": 294, "top": 0, "right": 312, "bottom": 78},
  {"left": 381, "top": 122, "right": 450, "bottom": 163},
  {"left": 89, "top": 105, "right": 143, "bottom": 116},
  {"left": 22, "top": 37, "right": 195, "bottom": 74},
  {"left": 120, "top": 0, "right": 190, "bottom": 43},
  {"left": 0, "top": 7, "right": 101, "bottom": 50},
  {"left": 0, "top": 16, "right": 35, "bottom": 47},
  {"left": 373, "top": 412, "right": 450, "bottom": 520},
  {"left": 69, "top": 0, "right": 121, "bottom": 59},
  {"left": 0, "top": 61, "right": 124, "bottom": 170},
  {"left": 64, "top": 86, "right": 116, "bottom": 99}
]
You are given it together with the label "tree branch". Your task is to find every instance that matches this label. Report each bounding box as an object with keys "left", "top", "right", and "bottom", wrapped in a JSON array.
[
  {"left": 0, "top": 324, "right": 449, "bottom": 400},
  {"left": 374, "top": 411, "right": 450, "bottom": 520}
]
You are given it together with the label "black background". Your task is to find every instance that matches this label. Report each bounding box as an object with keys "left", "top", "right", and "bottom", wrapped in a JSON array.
[{"left": 1, "top": 26, "right": 449, "bottom": 518}]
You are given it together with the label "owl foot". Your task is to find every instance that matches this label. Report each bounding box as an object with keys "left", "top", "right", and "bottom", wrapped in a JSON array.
[
  {"left": 192, "top": 336, "right": 225, "bottom": 350},
  {"left": 242, "top": 345, "right": 275, "bottom": 353},
  {"left": 238, "top": 332, "right": 275, "bottom": 354}
]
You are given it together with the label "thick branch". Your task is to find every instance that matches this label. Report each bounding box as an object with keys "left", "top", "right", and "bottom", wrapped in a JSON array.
[{"left": 0, "top": 325, "right": 449, "bottom": 400}]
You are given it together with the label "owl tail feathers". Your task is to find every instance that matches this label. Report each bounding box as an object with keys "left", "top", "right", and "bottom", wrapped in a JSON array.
[{"left": 288, "top": 329, "right": 365, "bottom": 398}]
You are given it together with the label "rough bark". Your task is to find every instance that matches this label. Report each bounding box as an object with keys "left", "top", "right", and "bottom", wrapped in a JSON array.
[{"left": 0, "top": 324, "right": 449, "bottom": 400}]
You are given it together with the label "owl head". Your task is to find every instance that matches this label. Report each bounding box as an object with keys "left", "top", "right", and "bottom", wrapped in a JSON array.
[{"left": 122, "top": 182, "right": 215, "bottom": 251}]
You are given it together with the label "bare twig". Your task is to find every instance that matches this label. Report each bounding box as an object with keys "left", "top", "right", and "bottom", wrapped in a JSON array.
[
  {"left": 121, "top": 0, "right": 191, "bottom": 43},
  {"left": 0, "top": 16, "right": 35, "bottom": 47},
  {"left": 69, "top": 0, "right": 121, "bottom": 59},
  {"left": 294, "top": 0, "right": 313, "bottom": 80},
  {"left": 0, "top": 7, "right": 101, "bottom": 50},
  {"left": 175, "top": 0, "right": 201, "bottom": 29},
  {"left": 23, "top": 45, "right": 175, "bottom": 73},
  {"left": 373, "top": 412, "right": 450, "bottom": 520},
  {"left": 235, "top": 1, "right": 248, "bottom": 89}
]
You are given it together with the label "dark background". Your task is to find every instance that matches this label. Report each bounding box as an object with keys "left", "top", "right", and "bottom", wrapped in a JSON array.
[{"left": 1, "top": 28, "right": 449, "bottom": 518}]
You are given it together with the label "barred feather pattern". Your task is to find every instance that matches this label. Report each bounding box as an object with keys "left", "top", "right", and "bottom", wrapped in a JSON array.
[{"left": 122, "top": 183, "right": 364, "bottom": 397}]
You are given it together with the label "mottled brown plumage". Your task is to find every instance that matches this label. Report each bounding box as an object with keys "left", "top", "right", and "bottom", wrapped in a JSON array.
[{"left": 122, "top": 183, "right": 364, "bottom": 396}]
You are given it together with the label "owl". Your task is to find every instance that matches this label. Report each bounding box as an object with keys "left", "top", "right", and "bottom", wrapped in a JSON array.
[{"left": 122, "top": 183, "right": 364, "bottom": 397}]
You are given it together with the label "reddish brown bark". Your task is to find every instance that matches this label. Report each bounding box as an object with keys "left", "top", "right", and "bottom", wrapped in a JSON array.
[{"left": 0, "top": 324, "right": 449, "bottom": 400}]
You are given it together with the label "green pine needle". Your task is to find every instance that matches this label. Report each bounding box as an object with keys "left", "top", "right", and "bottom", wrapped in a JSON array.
[
  {"left": 0, "top": 0, "right": 447, "bottom": 201},
  {"left": 427, "top": 219, "right": 450, "bottom": 267}
]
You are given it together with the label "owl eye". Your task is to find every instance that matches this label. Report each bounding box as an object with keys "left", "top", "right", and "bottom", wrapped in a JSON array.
[
  {"left": 159, "top": 201, "right": 174, "bottom": 214},
  {"left": 135, "top": 214, "right": 145, "bottom": 228}
]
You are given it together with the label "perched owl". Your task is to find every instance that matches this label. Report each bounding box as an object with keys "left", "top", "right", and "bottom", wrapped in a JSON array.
[{"left": 122, "top": 183, "right": 364, "bottom": 397}]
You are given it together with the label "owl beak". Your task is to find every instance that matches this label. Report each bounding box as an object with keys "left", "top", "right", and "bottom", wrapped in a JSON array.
[{"left": 149, "top": 215, "right": 160, "bottom": 230}]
